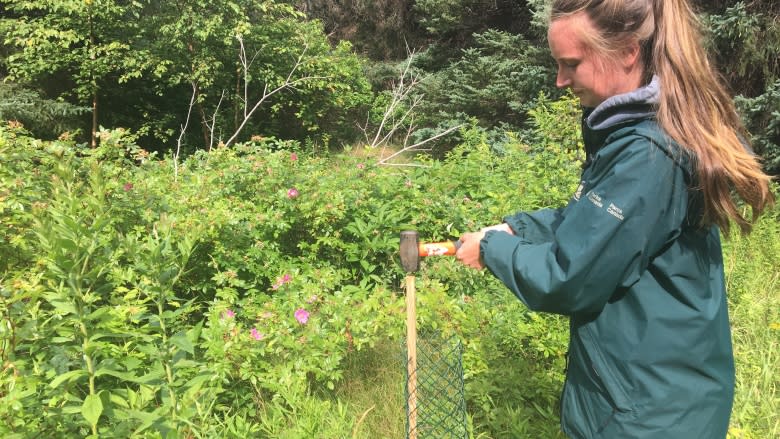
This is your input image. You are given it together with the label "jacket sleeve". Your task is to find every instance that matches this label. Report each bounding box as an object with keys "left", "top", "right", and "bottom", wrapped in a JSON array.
[
  {"left": 503, "top": 208, "right": 564, "bottom": 243},
  {"left": 480, "top": 135, "right": 691, "bottom": 315}
]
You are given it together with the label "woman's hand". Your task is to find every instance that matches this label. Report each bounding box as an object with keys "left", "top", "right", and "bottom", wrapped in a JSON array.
[
  {"left": 456, "top": 231, "right": 487, "bottom": 269},
  {"left": 457, "top": 223, "right": 513, "bottom": 269}
]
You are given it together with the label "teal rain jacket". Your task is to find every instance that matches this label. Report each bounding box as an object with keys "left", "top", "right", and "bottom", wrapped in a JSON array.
[{"left": 480, "top": 77, "right": 735, "bottom": 438}]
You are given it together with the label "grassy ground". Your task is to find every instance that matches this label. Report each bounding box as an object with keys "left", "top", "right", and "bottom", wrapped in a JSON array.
[
  {"left": 336, "top": 340, "right": 407, "bottom": 438},
  {"left": 724, "top": 213, "right": 780, "bottom": 439}
]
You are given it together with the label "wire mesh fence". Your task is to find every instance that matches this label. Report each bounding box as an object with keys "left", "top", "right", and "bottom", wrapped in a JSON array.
[{"left": 404, "top": 331, "right": 468, "bottom": 439}]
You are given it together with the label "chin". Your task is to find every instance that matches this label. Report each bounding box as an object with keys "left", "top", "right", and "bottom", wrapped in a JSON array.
[
  {"left": 572, "top": 91, "right": 595, "bottom": 107},
  {"left": 578, "top": 96, "right": 602, "bottom": 108}
]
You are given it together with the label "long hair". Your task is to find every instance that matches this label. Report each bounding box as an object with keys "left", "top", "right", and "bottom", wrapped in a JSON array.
[{"left": 551, "top": 0, "right": 775, "bottom": 234}]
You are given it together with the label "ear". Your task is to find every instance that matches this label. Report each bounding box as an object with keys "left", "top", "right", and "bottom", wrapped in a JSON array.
[{"left": 621, "top": 40, "right": 642, "bottom": 69}]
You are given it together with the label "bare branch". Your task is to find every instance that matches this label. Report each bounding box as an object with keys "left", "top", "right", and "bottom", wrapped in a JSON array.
[
  {"left": 175, "top": 81, "right": 198, "bottom": 181},
  {"left": 206, "top": 90, "right": 226, "bottom": 152},
  {"left": 223, "top": 42, "right": 327, "bottom": 148},
  {"left": 364, "top": 56, "right": 422, "bottom": 149},
  {"left": 377, "top": 124, "right": 463, "bottom": 166},
  {"left": 361, "top": 44, "right": 461, "bottom": 168},
  {"left": 378, "top": 162, "right": 431, "bottom": 168},
  {"left": 237, "top": 35, "right": 262, "bottom": 120}
]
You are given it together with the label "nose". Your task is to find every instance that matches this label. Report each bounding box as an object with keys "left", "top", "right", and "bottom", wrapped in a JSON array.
[{"left": 556, "top": 68, "right": 571, "bottom": 88}]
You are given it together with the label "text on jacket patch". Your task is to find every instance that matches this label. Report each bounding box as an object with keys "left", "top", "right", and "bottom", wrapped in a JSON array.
[
  {"left": 582, "top": 189, "right": 626, "bottom": 221},
  {"left": 587, "top": 190, "right": 603, "bottom": 208},
  {"left": 607, "top": 203, "right": 624, "bottom": 221}
]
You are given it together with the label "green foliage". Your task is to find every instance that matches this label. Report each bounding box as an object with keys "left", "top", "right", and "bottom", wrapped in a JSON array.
[
  {"left": 414, "top": 0, "right": 474, "bottom": 36},
  {"left": 289, "top": 0, "right": 419, "bottom": 60},
  {"left": 702, "top": 1, "right": 780, "bottom": 96},
  {"left": 735, "top": 79, "right": 780, "bottom": 175},
  {"left": 413, "top": 0, "right": 533, "bottom": 43},
  {"left": 417, "top": 30, "right": 555, "bottom": 132},
  {"left": 0, "top": 83, "right": 89, "bottom": 138},
  {"left": 255, "top": 33, "right": 373, "bottom": 145},
  {"left": 525, "top": 90, "right": 584, "bottom": 155},
  {"left": 1, "top": 95, "right": 778, "bottom": 438},
  {"left": 1, "top": 0, "right": 142, "bottom": 101},
  {"left": 0, "top": 122, "right": 62, "bottom": 274},
  {"left": 0, "top": 106, "right": 578, "bottom": 437},
  {"left": 0, "top": 0, "right": 150, "bottom": 145},
  {"left": 0, "top": 0, "right": 373, "bottom": 151},
  {"left": 703, "top": 2, "right": 780, "bottom": 177}
]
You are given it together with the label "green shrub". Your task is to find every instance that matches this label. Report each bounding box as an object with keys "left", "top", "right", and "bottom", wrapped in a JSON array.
[{"left": 735, "top": 79, "right": 780, "bottom": 176}]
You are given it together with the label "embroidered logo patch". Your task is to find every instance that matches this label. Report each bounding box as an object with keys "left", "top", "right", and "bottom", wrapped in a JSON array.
[
  {"left": 584, "top": 190, "right": 625, "bottom": 221},
  {"left": 586, "top": 190, "right": 603, "bottom": 208},
  {"left": 607, "top": 203, "right": 625, "bottom": 221}
]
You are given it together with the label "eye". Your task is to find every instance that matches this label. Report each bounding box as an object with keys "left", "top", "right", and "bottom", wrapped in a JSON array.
[{"left": 556, "top": 59, "right": 579, "bottom": 70}]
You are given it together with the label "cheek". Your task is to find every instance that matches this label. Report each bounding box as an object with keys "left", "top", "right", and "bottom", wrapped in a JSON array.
[
  {"left": 578, "top": 64, "right": 607, "bottom": 91},
  {"left": 589, "top": 60, "right": 619, "bottom": 91}
]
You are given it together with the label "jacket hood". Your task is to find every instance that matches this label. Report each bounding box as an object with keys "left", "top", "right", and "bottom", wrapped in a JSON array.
[{"left": 584, "top": 75, "right": 660, "bottom": 131}]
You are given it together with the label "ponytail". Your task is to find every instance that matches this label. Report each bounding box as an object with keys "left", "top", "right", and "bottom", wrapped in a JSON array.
[
  {"left": 551, "top": 0, "right": 775, "bottom": 234},
  {"left": 651, "top": 0, "right": 774, "bottom": 233}
]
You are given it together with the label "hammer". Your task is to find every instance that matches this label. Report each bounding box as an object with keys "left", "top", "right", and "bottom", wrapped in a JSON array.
[{"left": 399, "top": 231, "right": 461, "bottom": 438}]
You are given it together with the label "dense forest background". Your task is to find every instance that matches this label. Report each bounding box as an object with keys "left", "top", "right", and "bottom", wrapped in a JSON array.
[{"left": 1, "top": 0, "right": 779, "bottom": 173}]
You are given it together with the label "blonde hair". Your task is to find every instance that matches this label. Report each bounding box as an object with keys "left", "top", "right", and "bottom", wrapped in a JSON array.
[{"left": 551, "top": 0, "right": 775, "bottom": 234}]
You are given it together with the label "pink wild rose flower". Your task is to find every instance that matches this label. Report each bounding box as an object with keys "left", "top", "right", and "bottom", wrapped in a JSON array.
[
  {"left": 294, "top": 308, "right": 310, "bottom": 325},
  {"left": 250, "top": 327, "right": 265, "bottom": 340},
  {"left": 272, "top": 273, "right": 292, "bottom": 290}
]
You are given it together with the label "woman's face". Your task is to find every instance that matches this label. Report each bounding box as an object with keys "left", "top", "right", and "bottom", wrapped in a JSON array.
[{"left": 548, "top": 14, "right": 641, "bottom": 108}]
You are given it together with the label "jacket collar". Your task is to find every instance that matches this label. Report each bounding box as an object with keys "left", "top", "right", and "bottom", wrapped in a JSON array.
[{"left": 581, "top": 76, "right": 660, "bottom": 157}]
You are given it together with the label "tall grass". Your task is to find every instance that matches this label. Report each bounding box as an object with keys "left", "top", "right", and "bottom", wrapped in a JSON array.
[
  {"left": 334, "top": 339, "right": 406, "bottom": 438},
  {"left": 724, "top": 203, "right": 780, "bottom": 439}
]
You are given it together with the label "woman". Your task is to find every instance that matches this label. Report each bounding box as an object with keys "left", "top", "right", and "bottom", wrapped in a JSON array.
[{"left": 456, "top": 0, "right": 775, "bottom": 437}]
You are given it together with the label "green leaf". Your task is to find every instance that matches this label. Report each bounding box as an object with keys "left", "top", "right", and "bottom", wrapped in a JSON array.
[
  {"left": 94, "top": 367, "right": 134, "bottom": 381},
  {"left": 81, "top": 394, "right": 103, "bottom": 427},
  {"left": 46, "top": 298, "right": 77, "bottom": 315},
  {"left": 128, "top": 408, "right": 164, "bottom": 435},
  {"left": 87, "top": 307, "right": 112, "bottom": 321},
  {"left": 182, "top": 373, "right": 213, "bottom": 394},
  {"left": 169, "top": 332, "right": 194, "bottom": 355},
  {"left": 49, "top": 369, "right": 88, "bottom": 389}
]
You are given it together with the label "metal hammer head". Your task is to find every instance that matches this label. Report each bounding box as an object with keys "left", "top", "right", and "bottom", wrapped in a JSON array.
[{"left": 400, "top": 230, "right": 419, "bottom": 273}]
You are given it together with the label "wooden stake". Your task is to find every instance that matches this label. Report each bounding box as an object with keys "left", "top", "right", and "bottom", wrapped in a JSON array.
[{"left": 406, "top": 274, "right": 418, "bottom": 439}]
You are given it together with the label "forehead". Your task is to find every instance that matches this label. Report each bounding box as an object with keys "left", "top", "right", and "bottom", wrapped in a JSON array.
[{"left": 548, "top": 14, "right": 592, "bottom": 58}]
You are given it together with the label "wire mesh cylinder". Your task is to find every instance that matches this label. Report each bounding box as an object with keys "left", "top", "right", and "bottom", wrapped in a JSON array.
[{"left": 404, "top": 332, "right": 468, "bottom": 439}]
